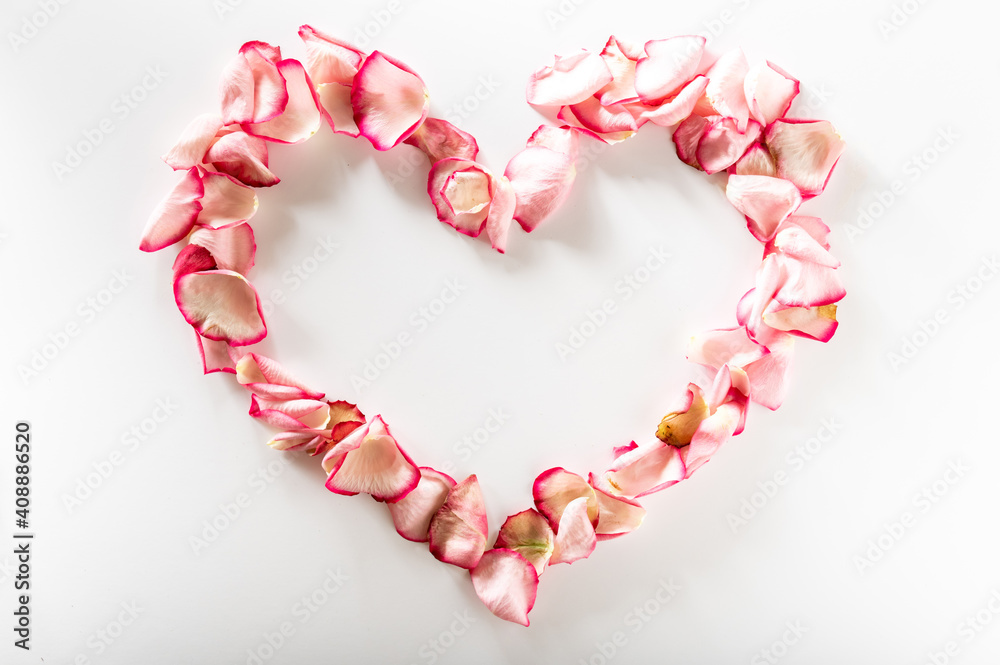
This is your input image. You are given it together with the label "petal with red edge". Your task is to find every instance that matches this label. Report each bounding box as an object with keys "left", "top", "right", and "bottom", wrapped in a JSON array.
[
  {"left": 763, "top": 302, "right": 839, "bottom": 342},
  {"left": 250, "top": 396, "right": 331, "bottom": 431},
  {"left": 235, "top": 352, "right": 325, "bottom": 400},
  {"left": 189, "top": 222, "right": 256, "bottom": 274},
  {"left": 533, "top": 468, "right": 599, "bottom": 528},
  {"left": 244, "top": 59, "right": 322, "bottom": 144},
  {"left": 196, "top": 332, "right": 241, "bottom": 375},
  {"left": 733, "top": 142, "right": 777, "bottom": 177},
  {"left": 744, "top": 332, "right": 795, "bottom": 409},
  {"left": 603, "top": 438, "right": 686, "bottom": 498},
  {"left": 403, "top": 117, "right": 479, "bottom": 163},
  {"left": 172, "top": 244, "right": 216, "bottom": 280},
  {"left": 725, "top": 174, "right": 802, "bottom": 242},
  {"left": 745, "top": 61, "right": 799, "bottom": 126},
  {"left": 139, "top": 168, "right": 204, "bottom": 252},
  {"left": 688, "top": 328, "right": 768, "bottom": 369},
  {"left": 297, "top": 25, "right": 364, "bottom": 85},
  {"left": 427, "top": 158, "right": 492, "bottom": 236},
  {"left": 526, "top": 49, "right": 613, "bottom": 106},
  {"left": 471, "top": 549, "right": 538, "bottom": 627},
  {"left": 697, "top": 118, "right": 761, "bottom": 174},
  {"left": 774, "top": 254, "right": 846, "bottom": 307},
  {"left": 656, "top": 383, "right": 710, "bottom": 446},
  {"left": 766, "top": 120, "right": 846, "bottom": 197},
  {"left": 559, "top": 96, "right": 637, "bottom": 141},
  {"left": 683, "top": 402, "right": 742, "bottom": 476},
  {"left": 174, "top": 269, "right": 266, "bottom": 345},
  {"left": 527, "top": 125, "right": 581, "bottom": 160},
  {"left": 596, "top": 36, "right": 642, "bottom": 106},
  {"left": 589, "top": 478, "right": 646, "bottom": 540},
  {"left": 634, "top": 35, "right": 705, "bottom": 104},
  {"left": 317, "top": 83, "right": 360, "bottom": 137},
  {"left": 505, "top": 146, "right": 576, "bottom": 232},
  {"left": 638, "top": 75, "right": 708, "bottom": 127},
  {"left": 388, "top": 467, "right": 457, "bottom": 542},
  {"left": 485, "top": 174, "right": 516, "bottom": 253},
  {"left": 428, "top": 475, "right": 489, "bottom": 569},
  {"left": 163, "top": 114, "right": 224, "bottom": 170},
  {"left": 352, "top": 51, "right": 429, "bottom": 151},
  {"left": 494, "top": 509, "right": 555, "bottom": 574},
  {"left": 205, "top": 131, "right": 279, "bottom": 187},
  {"left": 221, "top": 44, "right": 289, "bottom": 125},
  {"left": 701, "top": 48, "right": 751, "bottom": 131},
  {"left": 196, "top": 171, "right": 258, "bottom": 228},
  {"left": 769, "top": 224, "right": 839, "bottom": 268},
  {"left": 323, "top": 415, "right": 420, "bottom": 502},
  {"left": 550, "top": 497, "right": 598, "bottom": 565}
]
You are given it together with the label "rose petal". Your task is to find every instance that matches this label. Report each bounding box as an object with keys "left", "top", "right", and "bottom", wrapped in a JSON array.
[
  {"left": 682, "top": 401, "right": 742, "bottom": 476},
  {"left": 526, "top": 49, "right": 613, "bottom": 106},
  {"left": 595, "top": 36, "right": 642, "bottom": 106},
  {"left": 317, "top": 83, "right": 360, "bottom": 136},
  {"left": 773, "top": 254, "right": 846, "bottom": 307},
  {"left": 172, "top": 244, "right": 216, "bottom": 280},
  {"left": 745, "top": 61, "right": 799, "bottom": 126},
  {"left": 195, "top": 332, "right": 242, "bottom": 375},
  {"left": 634, "top": 35, "right": 705, "bottom": 104},
  {"left": 733, "top": 141, "right": 777, "bottom": 177},
  {"left": 193, "top": 171, "right": 258, "bottom": 229},
  {"left": 672, "top": 114, "right": 711, "bottom": 169},
  {"left": 549, "top": 496, "right": 598, "bottom": 565},
  {"left": 765, "top": 119, "right": 846, "bottom": 197},
  {"left": 697, "top": 117, "right": 762, "bottom": 174},
  {"left": 388, "top": 467, "right": 457, "bottom": 542},
  {"left": 323, "top": 415, "right": 420, "bottom": 502},
  {"left": 244, "top": 59, "right": 322, "bottom": 144},
  {"left": 403, "top": 117, "right": 479, "bottom": 163},
  {"left": 220, "top": 43, "right": 289, "bottom": 125},
  {"left": 250, "top": 396, "right": 331, "bottom": 431},
  {"left": 656, "top": 383, "right": 711, "bottom": 446},
  {"left": 139, "top": 168, "right": 204, "bottom": 252},
  {"left": 494, "top": 510, "right": 555, "bottom": 575},
  {"left": 162, "top": 114, "right": 224, "bottom": 170},
  {"left": 700, "top": 48, "right": 751, "bottom": 131},
  {"left": 173, "top": 269, "right": 267, "bottom": 345},
  {"left": 558, "top": 96, "right": 638, "bottom": 141},
  {"left": 427, "top": 158, "right": 492, "bottom": 236},
  {"left": 204, "top": 131, "right": 279, "bottom": 187},
  {"left": 297, "top": 24, "right": 364, "bottom": 85},
  {"left": 485, "top": 174, "right": 516, "bottom": 253},
  {"left": 763, "top": 302, "right": 839, "bottom": 342},
  {"left": 725, "top": 174, "right": 802, "bottom": 242},
  {"left": 526, "top": 124, "right": 581, "bottom": 160},
  {"left": 352, "top": 51, "right": 429, "bottom": 150},
  {"left": 637, "top": 75, "right": 708, "bottom": 127},
  {"left": 589, "top": 477, "right": 646, "bottom": 540},
  {"left": 505, "top": 146, "right": 576, "bottom": 232},
  {"left": 602, "top": 438, "right": 686, "bottom": 498},
  {"left": 768, "top": 224, "right": 839, "bottom": 268},
  {"left": 744, "top": 332, "right": 795, "bottom": 409},
  {"left": 189, "top": 221, "right": 256, "bottom": 274},
  {"left": 428, "top": 475, "right": 489, "bottom": 569},
  {"left": 687, "top": 328, "right": 769, "bottom": 369},
  {"left": 235, "top": 352, "right": 325, "bottom": 400},
  {"left": 532, "top": 468, "right": 599, "bottom": 529},
  {"left": 470, "top": 549, "right": 539, "bottom": 627}
]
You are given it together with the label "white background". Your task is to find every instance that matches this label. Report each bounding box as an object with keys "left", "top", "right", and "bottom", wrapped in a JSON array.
[{"left": 3, "top": 0, "right": 999, "bottom": 663}]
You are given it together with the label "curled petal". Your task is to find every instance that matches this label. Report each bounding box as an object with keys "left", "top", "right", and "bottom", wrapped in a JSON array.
[
  {"left": 637, "top": 75, "right": 708, "bottom": 127},
  {"left": 558, "top": 97, "right": 637, "bottom": 142},
  {"left": 700, "top": 48, "right": 751, "bottom": 131},
  {"left": 550, "top": 497, "right": 598, "bottom": 565},
  {"left": 494, "top": 509, "right": 555, "bottom": 575},
  {"left": 427, "top": 158, "right": 493, "bottom": 236},
  {"left": 682, "top": 402, "right": 743, "bottom": 476},
  {"left": 589, "top": 478, "right": 646, "bottom": 540},
  {"left": 656, "top": 384, "right": 710, "bottom": 446},
  {"left": 404, "top": 117, "right": 480, "bottom": 163},
  {"left": 235, "top": 352, "right": 325, "bottom": 400},
  {"left": 317, "top": 83, "right": 359, "bottom": 136},
  {"left": 634, "top": 35, "right": 705, "bottom": 104},
  {"left": 189, "top": 222, "right": 256, "bottom": 274},
  {"left": 766, "top": 120, "right": 846, "bottom": 197},
  {"left": 204, "top": 131, "right": 279, "bottom": 187},
  {"left": 744, "top": 61, "right": 799, "bottom": 126},
  {"left": 195, "top": 332, "right": 242, "bottom": 375},
  {"left": 244, "top": 59, "right": 322, "bottom": 144},
  {"left": 310, "top": 401, "right": 367, "bottom": 458},
  {"left": 697, "top": 118, "right": 762, "bottom": 174},
  {"left": 250, "top": 396, "right": 331, "bottom": 431},
  {"left": 733, "top": 142, "right": 777, "bottom": 177},
  {"left": 527, "top": 124, "right": 581, "bottom": 160},
  {"left": 505, "top": 146, "right": 576, "bottom": 232},
  {"left": 485, "top": 174, "right": 516, "bottom": 253},
  {"left": 773, "top": 254, "right": 846, "bottom": 307},
  {"left": 323, "top": 415, "right": 420, "bottom": 502},
  {"left": 352, "top": 51, "right": 429, "bottom": 150},
  {"left": 388, "top": 467, "right": 457, "bottom": 542},
  {"left": 172, "top": 244, "right": 216, "bottom": 280},
  {"left": 603, "top": 439, "right": 686, "bottom": 498},
  {"left": 220, "top": 43, "right": 289, "bottom": 125},
  {"left": 196, "top": 171, "right": 258, "bottom": 228},
  {"left": 763, "top": 302, "right": 839, "bottom": 342},
  {"left": 533, "top": 468, "right": 599, "bottom": 528},
  {"left": 672, "top": 114, "right": 711, "bottom": 169},
  {"left": 139, "top": 168, "right": 204, "bottom": 252},
  {"left": 162, "top": 114, "right": 224, "bottom": 170},
  {"left": 428, "top": 475, "right": 489, "bottom": 569},
  {"left": 768, "top": 224, "right": 839, "bottom": 268},
  {"left": 297, "top": 24, "right": 364, "bottom": 85},
  {"left": 526, "top": 49, "right": 613, "bottom": 106},
  {"left": 725, "top": 174, "right": 802, "bottom": 242},
  {"left": 471, "top": 549, "right": 539, "bottom": 627},
  {"left": 173, "top": 269, "right": 266, "bottom": 345},
  {"left": 596, "top": 36, "right": 642, "bottom": 106}
]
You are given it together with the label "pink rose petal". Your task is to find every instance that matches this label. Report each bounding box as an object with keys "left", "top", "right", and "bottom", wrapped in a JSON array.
[
  {"left": 697, "top": 117, "right": 762, "bottom": 174},
  {"left": 549, "top": 496, "right": 598, "bottom": 565},
  {"left": 687, "top": 327, "right": 769, "bottom": 369},
  {"left": 526, "top": 49, "right": 614, "bottom": 106},
  {"left": 532, "top": 468, "right": 599, "bottom": 529},
  {"left": 745, "top": 61, "right": 799, "bottom": 126},
  {"left": 388, "top": 467, "right": 457, "bottom": 543},
  {"left": 204, "top": 130, "right": 279, "bottom": 187},
  {"left": 602, "top": 438, "right": 686, "bottom": 498},
  {"left": 297, "top": 24, "right": 364, "bottom": 85},
  {"left": 322, "top": 415, "right": 420, "bottom": 502},
  {"left": 162, "top": 114, "right": 224, "bottom": 170},
  {"left": 700, "top": 48, "right": 751, "bottom": 131},
  {"left": 173, "top": 269, "right": 267, "bottom": 345},
  {"left": 427, "top": 158, "right": 493, "bottom": 237},
  {"left": 634, "top": 35, "right": 706, "bottom": 104},
  {"left": 470, "top": 549, "right": 539, "bottom": 627},
  {"left": 195, "top": 332, "right": 242, "bottom": 375},
  {"left": 672, "top": 114, "right": 711, "bottom": 169},
  {"left": 244, "top": 59, "right": 323, "bottom": 144},
  {"left": 352, "top": 51, "right": 429, "bottom": 150},
  {"left": 526, "top": 124, "right": 581, "bottom": 160},
  {"left": 403, "top": 117, "right": 480, "bottom": 163},
  {"left": 725, "top": 174, "right": 802, "bottom": 242},
  {"left": 637, "top": 75, "right": 708, "bottom": 127},
  {"left": 139, "top": 168, "right": 204, "bottom": 252},
  {"left": 428, "top": 475, "right": 489, "bottom": 569},
  {"left": 220, "top": 42, "right": 289, "bottom": 126},
  {"left": 744, "top": 331, "right": 795, "bottom": 410},
  {"left": 766, "top": 119, "right": 846, "bottom": 197},
  {"left": 505, "top": 146, "right": 576, "bottom": 232},
  {"left": 558, "top": 96, "right": 638, "bottom": 141},
  {"left": 189, "top": 221, "right": 256, "bottom": 274},
  {"left": 317, "top": 83, "right": 360, "bottom": 136},
  {"left": 589, "top": 477, "right": 646, "bottom": 540},
  {"left": 595, "top": 36, "right": 642, "bottom": 106},
  {"left": 235, "top": 352, "right": 325, "bottom": 400},
  {"left": 485, "top": 174, "right": 516, "bottom": 253},
  {"left": 494, "top": 509, "right": 555, "bottom": 575},
  {"left": 733, "top": 141, "right": 777, "bottom": 177}
]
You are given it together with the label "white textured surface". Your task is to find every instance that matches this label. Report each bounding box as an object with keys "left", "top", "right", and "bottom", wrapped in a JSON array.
[{"left": 2, "top": 0, "right": 999, "bottom": 663}]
